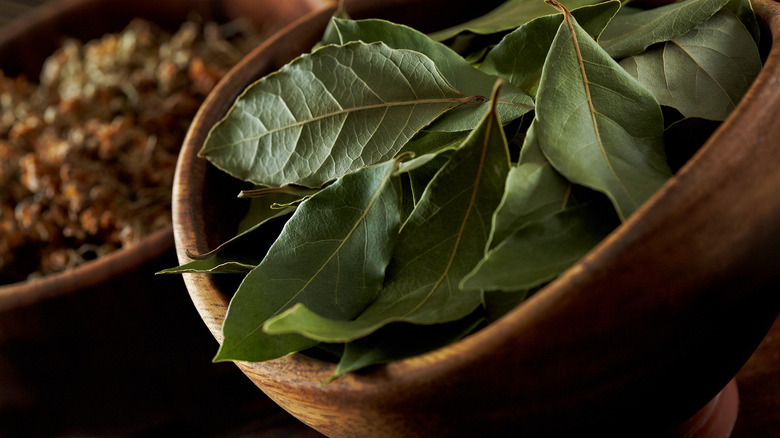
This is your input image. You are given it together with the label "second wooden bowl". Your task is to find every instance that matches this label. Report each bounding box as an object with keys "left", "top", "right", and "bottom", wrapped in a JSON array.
[{"left": 0, "top": 0, "right": 329, "bottom": 434}]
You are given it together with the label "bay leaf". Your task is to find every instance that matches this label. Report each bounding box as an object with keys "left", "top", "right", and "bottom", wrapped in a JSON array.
[
  {"left": 214, "top": 160, "right": 402, "bottom": 362},
  {"left": 157, "top": 257, "right": 257, "bottom": 275},
  {"left": 422, "top": 91, "right": 530, "bottom": 132},
  {"left": 488, "top": 121, "right": 571, "bottom": 249},
  {"left": 618, "top": 10, "right": 762, "bottom": 121},
  {"left": 398, "top": 129, "right": 465, "bottom": 158},
  {"left": 332, "top": 313, "right": 484, "bottom": 380},
  {"left": 599, "top": 0, "right": 730, "bottom": 59},
  {"left": 200, "top": 42, "right": 479, "bottom": 188},
  {"left": 480, "top": 1, "right": 621, "bottom": 97},
  {"left": 428, "top": 0, "right": 602, "bottom": 41},
  {"left": 461, "top": 201, "right": 617, "bottom": 292},
  {"left": 158, "top": 192, "right": 299, "bottom": 274},
  {"left": 535, "top": 1, "right": 670, "bottom": 221},
  {"left": 193, "top": 191, "right": 304, "bottom": 260},
  {"left": 726, "top": 0, "right": 760, "bottom": 43},
  {"left": 321, "top": 17, "right": 533, "bottom": 133},
  {"left": 397, "top": 172, "right": 415, "bottom": 225},
  {"left": 318, "top": 0, "right": 350, "bottom": 49},
  {"left": 397, "top": 149, "right": 456, "bottom": 206},
  {"left": 263, "top": 81, "right": 511, "bottom": 342}
]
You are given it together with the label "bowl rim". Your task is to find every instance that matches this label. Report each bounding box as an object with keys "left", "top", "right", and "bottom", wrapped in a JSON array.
[
  {"left": 173, "top": 0, "right": 780, "bottom": 433},
  {"left": 0, "top": 0, "right": 229, "bottom": 311},
  {"left": 0, "top": 228, "right": 173, "bottom": 312}
]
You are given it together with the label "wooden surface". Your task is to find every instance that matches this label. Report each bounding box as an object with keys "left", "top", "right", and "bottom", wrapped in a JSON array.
[
  {"left": 732, "top": 316, "right": 780, "bottom": 437},
  {"left": 173, "top": 0, "right": 780, "bottom": 436},
  {"left": 0, "top": 1, "right": 323, "bottom": 437},
  {"left": 1, "top": 1, "right": 779, "bottom": 437},
  {"left": 0, "top": 1, "right": 46, "bottom": 27}
]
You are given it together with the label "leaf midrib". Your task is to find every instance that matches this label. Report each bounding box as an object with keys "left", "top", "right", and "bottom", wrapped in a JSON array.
[
  {"left": 211, "top": 96, "right": 477, "bottom": 151},
  {"left": 404, "top": 109, "right": 496, "bottom": 318},
  {"left": 564, "top": 10, "right": 636, "bottom": 211},
  {"left": 230, "top": 164, "right": 396, "bottom": 351}
]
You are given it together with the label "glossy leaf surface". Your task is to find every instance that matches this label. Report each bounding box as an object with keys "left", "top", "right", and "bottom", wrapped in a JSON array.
[
  {"left": 200, "top": 42, "right": 477, "bottom": 188},
  {"left": 264, "top": 84, "right": 510, "bottom": 342},
  {"left": 429, "top": 0, "right": 602, "bottom": 41},
  {"left": 215, "top": 161, "right": 402, "bottom": 361},
  {"left": 535, "top": 3, "right": 671, "bottom": 221},
  {"left": 599, "top": 0, "right": 730, "bottom": 59},
  {"left": 462, "top": 201, "right": 616, "bottom": 292},
  {"left": 619, "top": 10, "right": 762, "bottom": 121},
  {"left": 322, "top": 17, "right": 533, "bottom": 132},
  {"left": 480, "top": 1, "right": 621, "bottom": 97}
]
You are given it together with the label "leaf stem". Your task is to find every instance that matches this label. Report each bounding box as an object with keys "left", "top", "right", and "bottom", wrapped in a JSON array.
[{"left": 210, "top": 95, "right": 485, "bottom": 151}]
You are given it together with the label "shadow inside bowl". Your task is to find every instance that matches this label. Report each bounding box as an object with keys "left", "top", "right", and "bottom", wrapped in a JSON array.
[{"left": 172, "top": 0, "right": 780, "bottom": 436}]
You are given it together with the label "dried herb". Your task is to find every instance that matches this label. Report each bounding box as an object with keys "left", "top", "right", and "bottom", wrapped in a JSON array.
[
  {"left": 1, "top": 18, "right": 262, "bottom": 284},
  {"left": 164, "top": 0, "right": 764, "bottom": 380}
]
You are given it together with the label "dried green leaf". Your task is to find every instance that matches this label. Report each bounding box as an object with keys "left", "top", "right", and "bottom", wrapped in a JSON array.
[
  {"left": 397, "top": 149, "right": 456, "bottom": 207},
  {"left": 599, "top": 0, "right": 730, "bottom": 59},
  {"left": 158, "top": 192, "right": 299, "bottom": 274},
  {"left": 483, "top": 289, "right": 533, "bottom": 323},
  {"left": 264, "top": 81, "right": 510, "bottom": 342},
  {"left": 461, "top": 201, "right": 617, "bottom": 292},
  {"left": 332, "top": 313, "right": 484, "bottom": 380},
  {"left": 480, "top": 1, "right": 621, "bottom": 97},
  {"left": 726, "top": 0, "right": 760, "bottom": 43},
  {"left": 429, "top": 0, "right": 602, "bottom": 41},
  {"left": 398, "top": 129, "right": 466, "bottom": 158},
  {"left": 488, "top": 121, "right": 571, "bottom": 249},
  {"left": 619, "top": 10, "right": 762, "bottom": 121},
  {"left": 200, "top": 42, "right": 479, "bottom": 188},
  {"left": 322, "top": 17, "right": 533, "bottom": 132},
  {"left": 157, "top": 258, "right": 257, "bottom": 275},
  {"left": 535, "top": 1, "right": 671, "bottom": 221},
  {"left": 215, "top": 160, "right": 402, "bottom": 362}
]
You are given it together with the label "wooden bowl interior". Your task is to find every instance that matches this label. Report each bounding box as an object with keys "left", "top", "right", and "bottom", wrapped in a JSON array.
[{"left": 174, "top": 0, "right": 780, "bottom": 436}]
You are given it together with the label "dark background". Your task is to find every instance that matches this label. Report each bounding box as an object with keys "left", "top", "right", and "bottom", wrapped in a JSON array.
[
  {"left": 0, "top": 1, "right": 778, "bottom": 436},
  {"left": 0, "top": 0, "right": 322, "bottom": 436}
]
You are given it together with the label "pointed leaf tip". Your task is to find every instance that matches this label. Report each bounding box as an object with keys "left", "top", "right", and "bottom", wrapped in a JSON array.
[{"left": 534, "top": 5, "right": 670, "bottom": 221}]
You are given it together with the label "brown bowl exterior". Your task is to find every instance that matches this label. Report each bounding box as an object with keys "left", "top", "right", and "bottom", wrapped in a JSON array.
[
  {"left": 0, "top": 0, "right": 334, "bottom": 310},
  {"left": 173, "top": 0, "right": 780, "bottom": 436},
  {"left": 0, "top": 0, "right": 328, "bottom": 435}
]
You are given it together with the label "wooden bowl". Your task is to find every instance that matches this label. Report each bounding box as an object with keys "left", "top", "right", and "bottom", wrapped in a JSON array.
[
  {"left": 173, "top": 0, "right": 780, "bottom": 436},
  {"left": 0, "top": 0, "right": 334, "bottom": 311},
  {"left": 0, "top": 0, "right": 330, "bottom": 435}
]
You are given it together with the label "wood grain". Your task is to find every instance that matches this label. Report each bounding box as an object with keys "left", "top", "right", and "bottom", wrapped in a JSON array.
[
  {"left": 173, "top": 0, "right": 780, "bottom": 436},
  {"left": 0, "top": 1, "right": 326, "bottom": 436}
]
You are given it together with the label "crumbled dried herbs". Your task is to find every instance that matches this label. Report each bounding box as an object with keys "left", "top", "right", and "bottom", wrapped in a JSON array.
[{"left": 1, "top": 18, "right": 261, "bottom": 284}]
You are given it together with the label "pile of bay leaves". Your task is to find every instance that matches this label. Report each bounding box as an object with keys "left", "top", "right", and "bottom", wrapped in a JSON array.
[{"left": 163, "top": 0, "right": 763, "bottom": 379}]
